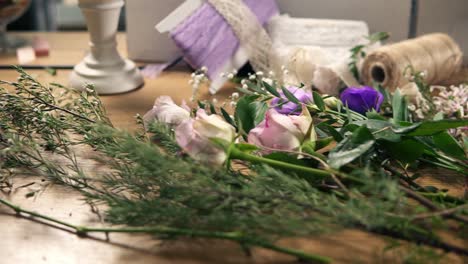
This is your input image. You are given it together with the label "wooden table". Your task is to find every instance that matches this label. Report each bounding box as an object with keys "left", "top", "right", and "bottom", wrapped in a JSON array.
[{"left": 0, "top": 32, "right": 466, "bottom": 264}]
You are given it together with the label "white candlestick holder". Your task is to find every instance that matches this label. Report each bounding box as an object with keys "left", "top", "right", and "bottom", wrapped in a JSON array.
[{"left": 70, "top": 0, "right": 143, "bottom": 94}]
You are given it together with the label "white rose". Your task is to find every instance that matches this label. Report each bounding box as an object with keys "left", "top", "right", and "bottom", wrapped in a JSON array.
[{"left": 175, "top": 109, "right": 235, "bottom": 165}]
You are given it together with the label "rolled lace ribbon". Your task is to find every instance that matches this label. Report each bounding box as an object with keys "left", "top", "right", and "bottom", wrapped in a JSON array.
[
  {"left": 168, "top": 0, "right": 278, "bottom": 94},
  {"left": 361, "top": 33, "right": 463, "bottom": 90}
]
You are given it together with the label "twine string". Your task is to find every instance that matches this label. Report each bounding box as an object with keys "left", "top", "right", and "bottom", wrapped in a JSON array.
[{"left": 362, "top": 33, "right": 463, "bottom": 90}]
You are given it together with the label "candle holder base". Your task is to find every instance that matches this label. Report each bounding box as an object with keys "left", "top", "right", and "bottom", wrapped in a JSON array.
[{"left": 70, "top": 59, "right": 144, "bottom": 95}]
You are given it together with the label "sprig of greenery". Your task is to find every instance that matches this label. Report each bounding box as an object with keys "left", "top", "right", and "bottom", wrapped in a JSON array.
[{"left": 348, "top": 32, "right": 390, "bottom": 81}]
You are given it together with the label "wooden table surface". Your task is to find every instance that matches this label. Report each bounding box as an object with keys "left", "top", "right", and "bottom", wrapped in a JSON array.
[{"left": 0, "top": 32, "right": 466, "bottom": 264}]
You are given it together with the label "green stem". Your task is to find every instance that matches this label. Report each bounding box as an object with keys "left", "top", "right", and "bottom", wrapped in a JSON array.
[
  {"left": 229, "top": 147, "right": 331, "bottom": 181},
  {"left": 0, "top": 198, "right": 331, "bottom": 264}
]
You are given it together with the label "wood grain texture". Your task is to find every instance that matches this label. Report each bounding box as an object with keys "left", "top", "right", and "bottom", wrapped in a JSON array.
[{"left": 0, "top": 32, "right": 466, "bottom": 264}]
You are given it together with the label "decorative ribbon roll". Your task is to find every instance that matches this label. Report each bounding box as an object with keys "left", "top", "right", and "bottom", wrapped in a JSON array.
[
  {"left": 159, "top": 0, "right": 278, "bottom": 94},
  {"left": 361, "top": 33, "right": 463, "bottom": 90}
]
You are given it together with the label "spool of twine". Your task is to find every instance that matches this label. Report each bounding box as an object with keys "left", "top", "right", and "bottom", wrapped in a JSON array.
[{"left": 361, "top": 33, "right": 463, "bottom": 90}]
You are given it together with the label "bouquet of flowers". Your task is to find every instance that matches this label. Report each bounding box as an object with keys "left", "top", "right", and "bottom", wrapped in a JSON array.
[{"left": 0, "top": 59, "right": 467, "bottom": 263}]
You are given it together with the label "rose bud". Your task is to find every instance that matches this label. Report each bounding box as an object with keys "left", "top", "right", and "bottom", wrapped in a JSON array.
[
  {"left": 248, "top": 108, "right": 315, "bottom": 152},
  {"left": 175, "top": 109, "right": 235, "bottom": 165},
  {"left": 144, "top": 96, "right": 190, "bottom": 127}
]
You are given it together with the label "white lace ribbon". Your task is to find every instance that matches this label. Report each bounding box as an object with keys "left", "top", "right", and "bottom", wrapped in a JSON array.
[{"left": 207, "top": 0, "right": 272, "bottom": 73}]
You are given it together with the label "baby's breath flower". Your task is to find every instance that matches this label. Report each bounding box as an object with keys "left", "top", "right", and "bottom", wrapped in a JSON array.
[{"left": 231, "top": 92, "right": 239, "bottom": 100}]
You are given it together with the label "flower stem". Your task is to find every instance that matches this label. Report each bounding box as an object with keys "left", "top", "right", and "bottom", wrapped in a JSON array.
[
  {"left": 0, "top": 198, "right": 331, "bottom": 263},
  {"left": 229, "top": 147, "right": 331, "bottom": 181}
]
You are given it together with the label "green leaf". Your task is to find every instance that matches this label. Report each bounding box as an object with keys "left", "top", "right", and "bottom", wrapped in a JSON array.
[
  {"left": 432, "top": 132, "right": 466, "bottom": 160},
  {"left": 380, "top": 139, "right": 428, "bottom": 164},
  {"left": 220, "top": 108, "right": 237, "bottom": 130},
  {"left": 328, "top": 126, "right": 375, "bottom": 169},
  {"left": 247, "top": 81, "right": 267, "bottom": 95},
  {"left": 366, "top": 111, "right": 386, "bottom": 120},
  {"left": 302, "top": 140, "right": 316, "bottom": 153},
  {"left": 208, "top": 102, "right": 217, "bottom": 115},
  {"left": 394, "top": 120, "right": 468, "bottom": 136},
  {"left": 197, "top": 101, "right": 206, "bottom": 109},
  {"left": 329, "top": 140, "right": 374, "bottom": 169},
  {"left": 464, "top": 137, "right": 468, "bottom": 153},
  {"left": 315, "top": 137, "right": 334, "bottom": 151},
  {"left": 353, "top": 120, "right": 401, "bottom": 142},
  {"left": 313, "top": 91, "right": 325, "bottom": 112},
  {"left": 350, "top": 125, "right": 374, "bottom": 144},
  {"left": 45, "top": 67, "right": 57, "bottom": 76},
  {"left": 302, "top": 141, "right": 327, "bottom": 161},
  {"left": 317, "top": 123, "right": 343, "bottom": 142},
  {"left": 281, "top": 86, "right": 300, "bottom": 104},
  {"left": 433, "top": 112, "right": 444, "bottom": 121},
  {"left": 262, "top": 81, "right": 280, "bottom": 97},
  {"left": 234, "top": 95, "right": 268, "bottom": 137},
  {"left": 391, "top": 89, "right": 408, "bottom": 123},
  {"left": 367, "top": 32, "right": 390, "bottom": 43},
  {"left": 349, "top": 45, "right": 365, "bottom": 54},
  {"left": 236, "top": 86, "right": 254, "bottom": 95}
]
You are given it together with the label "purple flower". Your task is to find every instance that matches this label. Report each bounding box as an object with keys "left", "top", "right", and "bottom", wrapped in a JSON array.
[
  {"left": 340, "top": 86, "right": 384, "bottom": 114},
  {"left": 270, "top": 86, "right": 312, "bottom": 115}
]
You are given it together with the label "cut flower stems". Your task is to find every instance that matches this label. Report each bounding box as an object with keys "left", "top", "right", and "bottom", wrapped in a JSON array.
[{"left": 1, "top": 67, "right": 468, "bottom": 263}]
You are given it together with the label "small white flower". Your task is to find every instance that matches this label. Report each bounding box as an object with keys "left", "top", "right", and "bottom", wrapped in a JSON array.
[
  {"left": 262, "top": 78, "right": 273, "bottom": 86},
  {"left": 231, "top": 92, "right": 239, "bottom": 100},
  {"left": 227, "top": 73, "right": 234, "bottom": 79}
]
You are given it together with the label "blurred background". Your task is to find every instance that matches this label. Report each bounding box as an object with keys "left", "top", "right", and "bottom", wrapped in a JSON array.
[
  {"left": 2, "top": 0, "right": 468, "bottom": 64},
  {"left": 7, "top": 0, "right": 126, "bottom": 31}
]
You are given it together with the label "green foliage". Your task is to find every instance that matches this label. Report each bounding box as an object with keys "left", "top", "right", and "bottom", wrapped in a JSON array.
[
  {"left": 328, "top": 125, "right": 375, "bottom": 169},
  {"left": 348, "top": 32, "right": 390, "bottom": 80},
  {"left": 0, "top": 68, "right": 467, "bottom": 262},
  {"left": 234, "top": 95, "right": 268, "bottom": 137},
  {"left": 392, "top": 89, "right": 410, "bottom": 123},
  {"left": 313, "top": 91, "right": 325, "bottom": 111}
]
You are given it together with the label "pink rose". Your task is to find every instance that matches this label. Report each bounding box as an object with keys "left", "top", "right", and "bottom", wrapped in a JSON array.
[
  {"left": 248, "top": 108, "right": 315, "bottom": 151},
  {"left": 144, "top": 96, "right": 190, "bottom": 127},
  {"left": 175, "top": 109, "right": 235, "bottom": 165}
]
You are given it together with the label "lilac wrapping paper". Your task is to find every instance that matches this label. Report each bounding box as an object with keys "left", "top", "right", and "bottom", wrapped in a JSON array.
[{"left": 170, "top": 0, "right": 278, "bottom": 80}]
